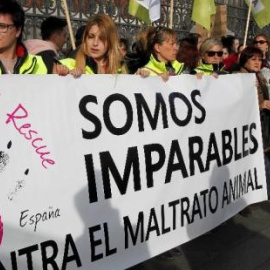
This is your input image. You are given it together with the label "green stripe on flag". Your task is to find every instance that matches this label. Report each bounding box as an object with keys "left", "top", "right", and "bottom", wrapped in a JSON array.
[{"left": 128, "top": 0, "right": 151, "bottom": 25}]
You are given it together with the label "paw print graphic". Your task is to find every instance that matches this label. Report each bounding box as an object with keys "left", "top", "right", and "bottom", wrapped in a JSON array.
[
  {"left": 0, "top": 141, "right": 11, "bottom": 173},
  {"left": 0, "top": 141, "right": 30, "bottom": 200}
]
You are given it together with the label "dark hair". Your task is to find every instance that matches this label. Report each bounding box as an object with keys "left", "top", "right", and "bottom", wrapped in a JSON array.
[
  {"left": 75, "top": 25, "right": 86, "bottom": 47},
  {"left": 239, "top": 45, "right": 263, "bottom": 68},
  {"left": 41, "top": 16, "right": 67, "bottom": 40},
  {"left": 0, "top": 0, "right": 25, "bottom": 42},
  {"left": 179, "top": 37, "right": 197, "bottom": 47},
  {"left": 221, "top": 36, "right": 238, "bottom": 54},
  {"left": 119, "top": 38, "right": 129, "bottom": 51},
  {"left": 184, "top": 33, "right": 202, "bottom": 46}
]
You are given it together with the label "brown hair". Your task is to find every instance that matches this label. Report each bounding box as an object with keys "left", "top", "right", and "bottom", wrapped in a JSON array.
[
  {"left": 177, "top": 44, "right": 200, "bottom": 70},
  {"left": 253, "top": 33, "right": 270, "bottom": 60},
  {"left": 239, "top": 45, "right": 263, "bottom": 68}
]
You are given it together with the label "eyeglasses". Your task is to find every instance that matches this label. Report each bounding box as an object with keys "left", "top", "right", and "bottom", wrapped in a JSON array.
[
  {"left": 0, "top": 23, "right": 15, "bottom": 33},
  {"left": 254, "top": 40, "right": 267, "bottom": 45},
  {"left": 206, "top": 51, "right": 223, "bottom": 57}
]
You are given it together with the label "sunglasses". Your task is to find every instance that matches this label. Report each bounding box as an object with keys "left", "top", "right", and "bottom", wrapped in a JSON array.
[
  {"left": 206, "top": 51, "right": 223, "bottom": 57},
  {"left": 254, "top": 40, "right": 267, "bottom": 45}
]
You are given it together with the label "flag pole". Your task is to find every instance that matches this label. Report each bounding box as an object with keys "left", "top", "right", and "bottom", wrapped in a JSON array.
[
  {"left": 62, "top": 0, "right": 76, "bottom": 50},
  {"left": 169, "top": 0, "right": 174, "bottom": 29},
  {"left": 243, "top": 0, "right": 252, "bottom": 48}
]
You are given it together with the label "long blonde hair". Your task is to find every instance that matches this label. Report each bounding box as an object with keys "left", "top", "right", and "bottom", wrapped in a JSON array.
[{"left": 75, "top": 14, "right": 125, "bottom": 74}]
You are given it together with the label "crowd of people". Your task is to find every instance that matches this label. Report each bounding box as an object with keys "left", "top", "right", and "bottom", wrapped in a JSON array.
[
  {"left": 1, "top": 0, "right": 270, "bottom": 262},
  {"left": 1, "top": 0, "right": 270, "bottom": 192}
]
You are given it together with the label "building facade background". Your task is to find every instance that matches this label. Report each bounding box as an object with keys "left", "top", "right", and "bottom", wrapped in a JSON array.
[{"left": 18, "top": 0, "right": 270, "bottom": 49}]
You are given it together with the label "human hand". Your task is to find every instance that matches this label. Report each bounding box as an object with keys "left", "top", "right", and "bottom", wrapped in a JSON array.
[
  {"left": 136, "top": 68, "right": 150, "bottom": 78},
  {"left": 262, "top": 100, "right": 270, "bottom": 110},
  {"left": 70, "top": 68, "right": 83, "bottom": 78},
  {"left": 195, "top": 73, "right": 204, "bottom": 80},
  {"left": 159, "top": 72, "right": 169, "bottom": 82},
  {"left": 53, "top": 63, "right": 69, "bottom": 76},
  {"left": 212, "top": 72, "right": 219, "bottom": 78}
]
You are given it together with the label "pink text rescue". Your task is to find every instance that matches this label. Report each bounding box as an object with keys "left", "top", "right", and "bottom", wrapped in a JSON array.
[{"left": 6, "top": 104, "right": 55, "bottom": 169}]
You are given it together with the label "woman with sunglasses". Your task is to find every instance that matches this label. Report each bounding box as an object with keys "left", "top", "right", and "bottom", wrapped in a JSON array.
[
  {"left": 253, "top": 34, "right": 270, "bottom": 69},
  {"left": 253, "top": 35, "right": 270, "bottom": 100},
  {"left": 192, "top": 38, "right": 228, "bottom": 75}
]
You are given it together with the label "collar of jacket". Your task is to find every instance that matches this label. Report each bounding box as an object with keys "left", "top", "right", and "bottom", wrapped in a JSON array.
[
  {"left": 0, "top": 43, "right": 29, "bottom": 74},
  {"left": 149, "top": 54, "right": 167, "bottom": 73},
  {"left": 196, "top": 62, "right": 227, "bottom": 74},
  {"left": 149, "top": 54, "right": 183, "bottom": 74},
  {"left": 201, "top": 60, "right": 225, "bottom": 72},
  {"left": 86, "top": 56, "right": 98, "bottom": 74}
]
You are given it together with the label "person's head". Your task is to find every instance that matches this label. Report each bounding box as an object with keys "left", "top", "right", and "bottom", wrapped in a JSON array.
[
  {"left": 119, "top": 38, "right": 129, "bottom": 58},
  {"left": 253, "top": 34, "right": 270, "bottom": 58},
  {"left": 222, "top": 47, "right": 229, "bottom": 59},
  {"left": 76, "top": 14, "right": 121, "bottom": 74},
  {"left": 222, "top": 36, "right": 239, "bottom": 55},
  {"left": 147, "top": 26, "right": 179, "bottom": 63},
  {"left": 200, "top": 38, "right": 223, "bottom": 64},
  {"left": 239, "top": 45, "right": 263, "bottom": 72},
  {"left": 41, "top": 16, "right": 68, "bottom": 50},
  {"left": 0, "top": 0, "right": 25, "bottom": 54},
  {"left": 237, "top": 43, "right": 244, "bottom": 54},
  {"left": 177, "top": 43, "right": 200, "bottom": 70},
  {"left": 232, "top": 37, "right": 240, "bottom": 54},
  {"left": 186, "top": 33, "right": 202, "bottom": 50}
]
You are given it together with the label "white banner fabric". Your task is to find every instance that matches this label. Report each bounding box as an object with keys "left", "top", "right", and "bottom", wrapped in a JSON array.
[{"left": 0, "top": 74, "right": 267, "bottom": 270}]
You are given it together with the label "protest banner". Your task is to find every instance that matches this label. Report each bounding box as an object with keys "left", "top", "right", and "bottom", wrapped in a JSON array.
[{"left": 0, "top": 74, "right": 267, "bottom": 270}]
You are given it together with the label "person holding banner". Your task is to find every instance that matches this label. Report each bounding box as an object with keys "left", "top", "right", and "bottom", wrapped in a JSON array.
[
  {"left": 237, "top": 46, "right": 270, "bottom": 198},
  {"left": 138, "top": 26, "right": 184, "bottom": 79},
  {"left": 192, "top": 38, "right": 228, "bottom": 76},
  {"left": 0, "top": 0, "right": 48, "bottom": 74},
  {"left": 61, "top": 14, "right": 127, "bottom": 77}
]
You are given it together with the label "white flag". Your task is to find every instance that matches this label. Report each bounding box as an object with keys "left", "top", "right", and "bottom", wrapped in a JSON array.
[{"left": 129, "top": 0, "right": 161, "bottom": 24}]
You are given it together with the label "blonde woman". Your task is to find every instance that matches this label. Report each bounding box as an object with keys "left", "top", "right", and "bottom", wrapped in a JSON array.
[
  {"left": 61, "top": 14, "right": 127, "bottom": 76},
  {"left": 192, "top": 38, "right": 228, "bottom": 75}
]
